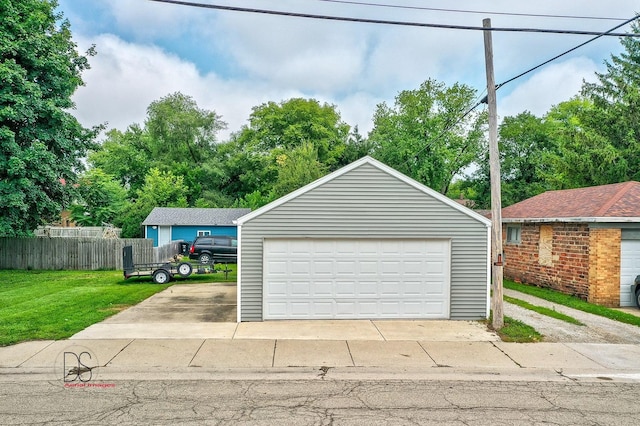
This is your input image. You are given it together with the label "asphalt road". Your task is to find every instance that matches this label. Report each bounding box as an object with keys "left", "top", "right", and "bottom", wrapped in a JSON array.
[{"left": 1, "top": 378, "right": 638, "bottom": 425}]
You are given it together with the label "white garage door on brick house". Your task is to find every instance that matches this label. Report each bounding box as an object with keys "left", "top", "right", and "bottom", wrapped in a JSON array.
[
  {"left": 263, "top": 238, "right": 451, "bottom": 319},
  {"left": 620, "top": 240, "right": 640, "bottom": 307}
]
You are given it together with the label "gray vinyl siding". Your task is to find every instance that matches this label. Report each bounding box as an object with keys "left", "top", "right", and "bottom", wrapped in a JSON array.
[{"left": 239, "top": 162, "right": 489, "bottom": 321}]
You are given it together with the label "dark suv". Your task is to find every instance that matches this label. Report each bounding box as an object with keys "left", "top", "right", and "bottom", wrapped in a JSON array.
[{"left": 188, "top": 235, "right": 237, "bottom": 264}]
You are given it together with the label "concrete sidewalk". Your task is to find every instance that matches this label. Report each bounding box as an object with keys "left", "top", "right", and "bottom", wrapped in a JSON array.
[
  {"left": 2, "top": 283, "right": 640, "bottom": 383},
  {"left": 2, "top": 329, "right": 640, "bottom": 383}
]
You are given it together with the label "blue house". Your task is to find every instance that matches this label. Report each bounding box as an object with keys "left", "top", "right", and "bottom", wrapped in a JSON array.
[{"left": 142, "top": 207, "right": 251, "bottom": 247}]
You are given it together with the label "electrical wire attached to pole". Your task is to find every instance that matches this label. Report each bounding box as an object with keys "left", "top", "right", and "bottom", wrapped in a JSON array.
[{"left": 496, "top": 14, "right": 640, "bottom": 90}]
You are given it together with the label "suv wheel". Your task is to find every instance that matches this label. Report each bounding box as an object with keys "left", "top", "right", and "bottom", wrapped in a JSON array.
[
  {"left": 198, "top": 253, "right": 212, "bottom": 264},
  {"left": 636, "top": 289, "right": 640, "bottom": 309}
]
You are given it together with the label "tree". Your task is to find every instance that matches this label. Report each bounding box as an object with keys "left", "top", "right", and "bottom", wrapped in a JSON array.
[
  {"left": 541, "top": 98, "right": 623, "bottom": 189},
  {"left": 116, "top": 168, "right": 188, "bottom": 238},
  {"left": 88, "top": 126, "right": 151, "bottom": 196},
  {"left": 69, "top": 169, "right": 127, "bottom": 226},
  {"left": 468, "top": 111, "right": 558, "bottom": 208},
  {"left": 145, "top": 92, "right": 227, "bottom": 165},
  {"left": 369, "top": 79, "right": 486, "bottom": 194},
  {"left": 238, "top": 98, "right": 350, "bottom": 168},
  {"left": 0, "top": 0, "right": 98, "bottom": 236},
  {"left": 579, "top": 22, "right": 640, "bottom": 182},
  {"left": 270, "top": 143, "right": 327, "bottom": 199}
]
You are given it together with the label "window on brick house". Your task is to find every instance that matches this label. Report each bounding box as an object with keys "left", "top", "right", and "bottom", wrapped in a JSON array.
[{"left": 506, "top": 225, "right": 521, "bottom": 244}]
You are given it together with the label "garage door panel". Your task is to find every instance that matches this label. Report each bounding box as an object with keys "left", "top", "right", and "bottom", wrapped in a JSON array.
[
  {"left": 263, "top": 239, "right": 450, "bottom": 319},
  {"left": 269, "top": 281, "right": 287, "bottom": 296},
  {"left": 425, "top": 302, "right": 445, "bottom": 315},
  {"left": 313, "top": 260, "right": 333, "bottom": 275},
  {"left": 336, "top": 281, "right": 356, "bottom": 296},
  {"left": 291, "top": 261, "right": 310, "bottom": 275},
  {"left": 313, "top": 281, "right": 333, "bottom": 296},
  {"left": 267, "top": 260, "right": 288, "bottom": 275},
  {"left": 380, "top": 261, "right": 402, "bottom": 274},
  {"left": 404, "top": 281, "right": 423, "bottom": 295},
  {"left": 359, "top": 261, "right": 378, "bottom": 275},
  {"left": 358, "top": 281, "right": 378, "bottom": 296},
  {"left": 290, "top": 282, "right": 310, "bottom": 296},
  {"left": 336, "top": 261, "right": 357, "bottom": 275}
]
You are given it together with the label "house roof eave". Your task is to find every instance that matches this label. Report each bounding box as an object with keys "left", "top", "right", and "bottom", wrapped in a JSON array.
[{"left": 502, "top": 217, "right": 640, "bottom": 224}]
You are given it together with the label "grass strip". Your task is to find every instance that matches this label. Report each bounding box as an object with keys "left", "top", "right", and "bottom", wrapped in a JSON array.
[
  {"left": 489, "top": 315, "right": 542, "bottom": 343},
  {"left": 504, "top": 280, "right": 640, "bottom": 327},
  {"left": 504, "top": 295, "right": 584, "bottom": 326}
]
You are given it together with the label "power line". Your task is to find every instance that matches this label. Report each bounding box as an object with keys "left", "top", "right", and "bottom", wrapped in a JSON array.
[
  {"left": 148, "top": 0, "right": 640, "bottom": 37},
  {"left": 316, "top": 0, "right": 629, "bottom": 22},
  {"left": 496, "top": 14, "right": 640, "bottom": 90}
]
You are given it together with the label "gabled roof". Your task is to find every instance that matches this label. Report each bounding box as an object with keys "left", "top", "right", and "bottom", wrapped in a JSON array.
[
  {"left": 502, "top": 181, "right": 640, "bottom": 222},
  {"left": 142, "top": 208, "right": 251, "bottom": 226},
  {"left": 236, "top": 156, "right": 491, "bottom": 226}
]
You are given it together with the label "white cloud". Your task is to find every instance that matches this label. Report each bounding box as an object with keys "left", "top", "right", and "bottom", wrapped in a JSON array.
[
  {"left": 499, "top": 57, "right": 601, "bottom": 118},
  {"left": 65, "top": 0, "right": 635, "bottom": 142},
  {"left": 71, "top": 34, "right": 307, "bottom": 139}
]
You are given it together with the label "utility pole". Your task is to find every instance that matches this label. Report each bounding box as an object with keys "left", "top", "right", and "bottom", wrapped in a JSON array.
[{"left": 483, "top": 18, "right": 504, "bottom": 329}]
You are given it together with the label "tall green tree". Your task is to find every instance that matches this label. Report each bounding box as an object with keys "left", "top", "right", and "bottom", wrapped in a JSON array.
[
  {"left": 145, "top": 92, "right": 227, "bottom": 165},
  {"left": 69, "top": 169, "right": 127, "bottom": 226},
  {"left": 579, "top": 21, "right": 640, "bottom": 182},
  {"left": 468, "top": 111, "right": 558, "bottom": 208},
  {"left": 270, "top": 143, "right": 327, "bottom": 199},
  {"left": 116, "top": 168, "right": 189, "bottom": 238},
  {"left": 0, "top": 0, "right": 98, "bottom": 236},
  {"left": 238, "top": 98, "right": 350, "bottom": 168},
  {"left": 541, "top": 98, "right": 622, "bottom": 189},
  {"left": 369, "top": 79, "right": 486, "bottom": 194},
  {"left": 88, "top": 126, "right": 151, "bottom": 196}
]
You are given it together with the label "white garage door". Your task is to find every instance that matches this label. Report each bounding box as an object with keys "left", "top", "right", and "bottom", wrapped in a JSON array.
[
  {"left": 263, "top": 239, "right": 451, "bottom": 319},
  {"left": 620, "top": 240, "right": 640, "bottom": 307}
]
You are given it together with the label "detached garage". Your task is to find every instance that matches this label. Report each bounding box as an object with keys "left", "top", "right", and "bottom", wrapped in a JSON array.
[{"left": 235, "top": 156, "right": 491, "bottom": 322}]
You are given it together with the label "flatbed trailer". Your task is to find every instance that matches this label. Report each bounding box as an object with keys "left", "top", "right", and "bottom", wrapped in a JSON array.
[
  {"left": 122, "top": 245, "right": 233, "bottom": 283},
  {"left": 123, "top": 245, "right": 194, "bottom": 284}
]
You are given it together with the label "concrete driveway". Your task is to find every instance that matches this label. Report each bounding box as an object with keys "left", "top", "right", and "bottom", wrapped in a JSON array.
[
  {"left": 71, "top": 283, "right": 497, "bottom": 341},
  {"left": 104, "top": 283, "right": 237, "bottom": 323}
]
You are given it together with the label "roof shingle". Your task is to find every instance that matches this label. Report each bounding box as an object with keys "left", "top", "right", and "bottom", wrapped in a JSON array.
[
  {"left": 142, "top": 208, "right": 251, "bottom": 226},
  {"left": 501, "top": 181, "right": 640, "bottom": 219}
]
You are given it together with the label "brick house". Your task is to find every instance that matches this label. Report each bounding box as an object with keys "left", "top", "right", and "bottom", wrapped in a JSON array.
[{"left": 500, "top": 181, "right": 640, "bottom": 307}]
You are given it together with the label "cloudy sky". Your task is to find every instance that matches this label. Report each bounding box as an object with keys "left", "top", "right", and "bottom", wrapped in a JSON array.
[{"left": 56, "top": 0, "right": 638, "bottom": 139}]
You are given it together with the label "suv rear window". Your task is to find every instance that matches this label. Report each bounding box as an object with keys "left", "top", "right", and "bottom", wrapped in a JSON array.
[{"left": 213, "top": 238, "right": 230, "bottom": 246}]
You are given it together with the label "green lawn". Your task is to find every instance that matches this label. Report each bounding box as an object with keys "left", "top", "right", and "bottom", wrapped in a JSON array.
[
  {"left": 504, "top": 280, "right": 640, "bottom": 327},
  {"left": 0, "top": 267, "right": 236, "bottom": 346}
]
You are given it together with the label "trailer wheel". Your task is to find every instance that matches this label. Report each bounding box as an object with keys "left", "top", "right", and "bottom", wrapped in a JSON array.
[
  {"left": 152, "top": 269, "right": 171, "bottom": 284},
  {"left": 177, "top": 262, "right": 193, "bottom": 277}
]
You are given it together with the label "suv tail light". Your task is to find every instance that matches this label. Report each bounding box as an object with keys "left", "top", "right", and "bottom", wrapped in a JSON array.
[{"left": 189, "top": 244, "right": 195, "bottom": 254}]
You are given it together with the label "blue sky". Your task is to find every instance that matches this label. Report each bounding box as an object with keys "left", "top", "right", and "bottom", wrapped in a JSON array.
[{"left": 56, "top": 0, "right": 637, "bottom": 139}]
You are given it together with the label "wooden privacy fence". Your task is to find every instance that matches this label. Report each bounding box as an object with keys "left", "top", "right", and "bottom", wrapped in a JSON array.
[{"left": 0, "top": 238, "right": 183, "bottom": 270}]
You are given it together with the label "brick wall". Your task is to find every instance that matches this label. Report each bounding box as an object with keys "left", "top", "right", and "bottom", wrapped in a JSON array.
[
  {"left": 588, "top": 228, "right": 621, "bottom": 307},
  {"left": 503, "top": 223, "right": 590, "bottom": 300}
]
